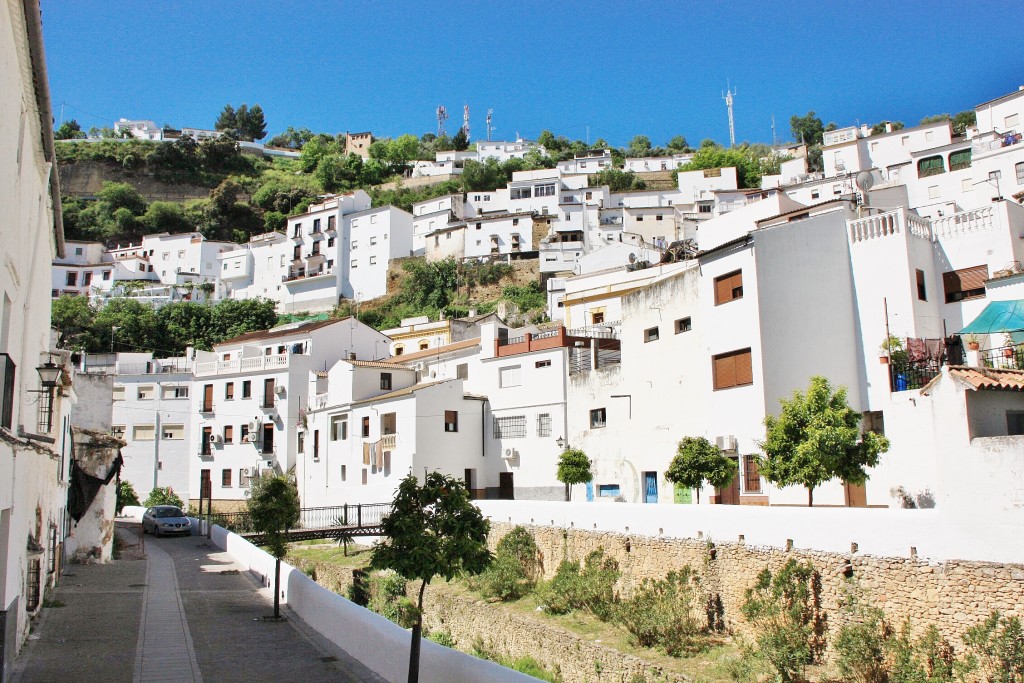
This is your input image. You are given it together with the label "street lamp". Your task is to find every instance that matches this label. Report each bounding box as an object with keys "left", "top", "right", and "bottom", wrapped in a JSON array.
[
  {"left": 33, "top": 357, "right": 62, "bottom": 433},
  {"left": 556, "top": 436, "right": 566, "bottom": 450}
]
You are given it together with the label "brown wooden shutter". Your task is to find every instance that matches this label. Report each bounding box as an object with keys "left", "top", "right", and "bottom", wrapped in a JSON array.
[
  {"left": 714, "top": 270, "right": 743, "bottom": 305},
  {"left": 735, "top": 349, "right": 753, "bottom": 386},
  {"left": 943, "top": 264, "right": 988, "bottom": 301},
  {"left": 713, "top": 353, "right": 736, "bottom": 389}
]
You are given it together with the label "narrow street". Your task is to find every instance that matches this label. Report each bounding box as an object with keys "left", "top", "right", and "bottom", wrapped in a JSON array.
[{"left": 12, "top": 526, "right": 385, "bottom": 683}]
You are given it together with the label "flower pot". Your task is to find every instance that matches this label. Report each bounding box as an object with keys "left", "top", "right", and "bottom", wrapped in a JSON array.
[
  {"left": 967, "top": 341, "right": 980, "bottom": 351},
  {"left": 879, "top": 355, "right": 889, "bottom": 365},
  {"left": 1004, "top": 348, "right": 1014, "bottom": 358}
]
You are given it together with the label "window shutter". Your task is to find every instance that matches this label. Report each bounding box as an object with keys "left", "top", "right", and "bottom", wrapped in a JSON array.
[
  {"left": 943, "top": 264, "right": 988, "bottom": 301},
  {"left": 714, "top": 271, "right": 743, "bottom": 305},
  {"left": 713, "top": 354, "right": 736, "bottom": 389},
  {"left": 735, "top": 350, "right": 753, "bottom": 386}
]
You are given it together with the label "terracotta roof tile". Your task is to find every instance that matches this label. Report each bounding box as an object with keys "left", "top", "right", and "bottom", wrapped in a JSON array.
[
  {"left": 924, "top": 365, "right": 1024, "bottom": 393},
  {"left": 215, "top": 318, "right": 349, "bottom": 347},
  {"left": 383, "top": 339, "right": 480, "bottom": 364}
]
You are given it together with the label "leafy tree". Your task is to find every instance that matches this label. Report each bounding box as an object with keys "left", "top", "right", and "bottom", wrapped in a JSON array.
[
  {"left": 247, "top": 472, "right": 300, "bottom": 619},
  {"left": 242, "top": 104, "right": 267, "bottom": 141},
  {"left": 51, "top": 295, "right": 95, "bottom": 348},
  {"left": 666, "top": 135, "right": 691, "bottom": 152},
  {"left": 790, "top": 111, "right": 825, "bottom": 146},
  {"left": 144, "top": 486, "right": 184, "bottom": 508},
  {"left": 759, "top": 376, "right": 890, "bottom": 506},
  {"left": 142, "top": 201, "right": 192, "bottom": 233},
  {"left": 116, "top": 481, "right": 140, "bottom": 514},
  {"left": 920, "top": 113, "right": 951, "bottom": 126},
  {"left": 627, "top": 134, "right": 653, "bottom": 157},
  {"left": 960, "top": 611, "right": 1024, "bottom": 683},
  {"left": 870, "top": 121, "right": 905, "bottom": 135},
  {"left": 371, "top": 472, "right": 491, "bottom": 683},
  {"left": 699, "top": 138, "right": 718, "bottom": 149},
  {"left": 678, "top": 145, "right": 765, "bottom": 188},
  {"left": 664, "top": 436, "right": 737, "bottom": 504},
  {"left": 588, "top": 168, "right": 646, "bottom": 192},
  {"left": 267, "top": 126, "right": 315, "bottom": 150},
  {"left": 158, "top": 301, "right": 215, "bottom": 351},
  {"left": 97, "top": 181, "right": 147, "bottom": 216},
  {"left": 556, "top": 448, "right": 592, "bottom": 501},
  {"left": 55, "top": 119, "right": 86, "bottom": 140},
  {"left": 451, "top": 128, "right": 469, "bottom": 151},
  {"left": 952, "top": 110, "right": 977, "bottom": 136},
  {"left": 96, "top": 298, "right": 162, "bottom": 353}
]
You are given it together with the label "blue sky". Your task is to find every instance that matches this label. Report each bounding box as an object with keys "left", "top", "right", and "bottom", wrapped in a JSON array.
[{"left": 42, "top": 0, "right": 1024, "bottom": 148}]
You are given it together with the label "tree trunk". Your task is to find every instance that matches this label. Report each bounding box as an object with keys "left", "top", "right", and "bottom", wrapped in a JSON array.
[
  {"left": 564, "top": 482, "right": 570, "bottom": 502},
  {"left": 696, "top": 487, "right": 701, "bottom": 504},
  {"left": 407, "top": 578, "right": 429, "bottom": 683},
  {"left": 808, "top": 488, "right": 814, "bottom": 507},
  {"left": 273, "top": 557, "right": 281, "bottom": 618}
]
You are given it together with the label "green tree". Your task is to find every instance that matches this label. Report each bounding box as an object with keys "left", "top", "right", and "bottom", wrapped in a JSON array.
[
  {"left": 759, "top": 376, "right": 890, "bottom": 506},
  {"left": 371, "top": 472, "right": 491, "bottom": 683},
  {"left": 144, "top": 486, "right": 184, "bottom": 508},
  {"left": 142, "top": 201, "right": 192, "bottom": 233},
  {"left": 451, "top": 128, "right": 469, "bottom": 151},
  {"left": 242, "top": 104, "right": 267, "bottom": 141},
  {"left": 627, "top": 134, "right": 653, "bottom": 157},
  {"left": 158, "top": 301, "right": 215, "bottom": 351},
  {"left": 95, "top": 298, "right": 162, "bottom": 354},
  {"left": 587, "top": 168, "right": 646, "bottom": 192},
  {"left": 664, "top": 436, "right": 737, "bottom": 504},
  {"left": 790, "top": 111, "right": 825, "bottom": 146},
  {"left": 97, "top": 181, "right": 147, "bottom": 216},
  {"left": 266, "top": 126, "right": 315, "bottom": 150},
  {"left": 952, "top": 110, "right": 977, "bottom": 136},
  {"left": 247, "top": 472, "right": 300, "bottom": 619},
  {"left": 214, "top": 104, "right": 237, "bottom": 133},
  {"left": 678, "top": 145, "right": 765, "bottom": 188},
  {"left": 116, "top": 481, "right": 140, "bottom": 514},
  {"left": 55, "top": 119, "right": 86, "bottom": 140},
  {"left": 666, "top": 135, "right": 690, "bottom": 152},
  {"left": 920, "top": 113, "right": 951, "bottom": 126},
  {"left": 870, "top": 121, "right": 905, "bottom": 135},
  {"left": 51, "top": 295, "right": 95, "bottom": 348},
  {"left": 556, "top": 448, "right": 592, "bottom": 501}
]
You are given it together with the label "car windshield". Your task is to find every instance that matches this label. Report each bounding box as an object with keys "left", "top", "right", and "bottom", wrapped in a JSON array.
[{"left": 154, "top": 508, "right": 184, "bottom": 518}]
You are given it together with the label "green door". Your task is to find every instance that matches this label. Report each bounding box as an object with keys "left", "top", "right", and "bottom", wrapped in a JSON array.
[{"left": 674, "top": 483, "right": 692, "bottom": 504}]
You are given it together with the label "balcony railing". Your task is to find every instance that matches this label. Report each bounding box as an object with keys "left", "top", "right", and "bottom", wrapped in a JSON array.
[
  {"left": 1, "top": 353, "right": 14, "bottom": 430},
  {"left": 194, "top": 354, "right": 289, "bottom": 377},
  {"left": 979, "top": 343, "right": 1024, "bottom": 371},
  {"left": 379, "top": 433, "right": 396, "bottom": 450}
]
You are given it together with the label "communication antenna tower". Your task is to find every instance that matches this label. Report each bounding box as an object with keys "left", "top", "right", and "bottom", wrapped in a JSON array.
[
  {"left": 486, "top": 109, "right": 494, "bottom": 141},
  {"left": 462, "top": 104, "right": 470, "bottom": 141},
  {"left": 722, "top": 81, "right": 737, "bottom": 147},
  {"left": 436, "top": 105, "right": 448, "bottom": 137}
]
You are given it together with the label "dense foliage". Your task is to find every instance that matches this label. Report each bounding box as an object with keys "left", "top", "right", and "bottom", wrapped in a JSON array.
[
  {"left": 143, "top": 486, "right": 184, "bottom": 508},
  {"left": 556, "top": 448, "right": 592, "bottom": 501},
  {"left": 664, "top": 436, "right": 737, "bottom": 504}
]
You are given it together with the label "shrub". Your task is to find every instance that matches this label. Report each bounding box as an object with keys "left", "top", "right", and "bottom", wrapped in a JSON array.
[
  {"left": 960, "top": 611, "right": 1024, "bottom": 683},
  {"left": 471, "top": 526, "right": 540, "bottom": 601},
  {"left": 426, "top": 629, "right": 455, "bottom": 649},
  {"left": 888, "top": 623, "right": 956, "bottom": 683},
  {"left": 144, "top": 486, "right": 184, "bottom": 509},
  {"left": 368, "top": 571, "right": 417, "bottom": 629},
  {"left": 740, "top": 559, "right": 825, "bottom": 683},
  {"left": 116, "top": 481, "right": 140, "bottom": 514},
  {"left": 539, "top": 548, "right": 619, "bottom": 621},
  {"left": 834, "top": 581, "right": 891, "bottom": 683},
  {"left": 617, "top": 566, "right": 703, "bottom": 656}
]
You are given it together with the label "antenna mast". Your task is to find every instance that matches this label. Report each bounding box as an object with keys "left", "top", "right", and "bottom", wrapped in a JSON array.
[
  {"left": 463, "top": 104, "right": 471, "bottom": 142},
  {"left": 486, "top": 109, "right": 493, "bottom": 142},
  {"left": 722, "top": 81, "right": 737, "bottom": 147},
  {"left": 436, "top": 105, "right": 448, "bottom": 137}
]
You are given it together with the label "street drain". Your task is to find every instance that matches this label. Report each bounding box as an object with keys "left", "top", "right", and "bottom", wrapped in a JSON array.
[
  {"left": 128, "top": 584, "right": 147, "bottom": 588},
  {"left": 320, "top": 656, "right": 337, "bottom": 663}
]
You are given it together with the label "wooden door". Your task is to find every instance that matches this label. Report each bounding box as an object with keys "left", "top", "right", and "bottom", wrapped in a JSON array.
[
  {"left": 844, "top": 481, "right": 867, "bottom": 507},
  {"left": 716, "top": 458, "right": 740, "bottom": 505},
  {"left": 202, "top": 384, "right": 213, "bottom": 411},
  {"left": 263, "top": 378, "right": 275, "bottom": 408},
  {"left": 643, "top": 472, "right": 658, "bottom": 503},
  {"left": 499, "top": 472, "right": 514, "bottom": 500}
]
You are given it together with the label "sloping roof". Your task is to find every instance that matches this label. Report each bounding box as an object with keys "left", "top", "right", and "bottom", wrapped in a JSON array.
[
  {"left": 384, "top": 339, "right": 480, "bottom": 364},
  {"left": 922, "top": 366, "right": 1024, "bottom": 394},
  {"left": 352, "top": 379, "right": 452, "bottom": 405},
  {"left": 348, "top": 359, "right": 411, "bottom": 370},
  {"left": 216, "top": 318, "right": 349, "bottom": 347}
]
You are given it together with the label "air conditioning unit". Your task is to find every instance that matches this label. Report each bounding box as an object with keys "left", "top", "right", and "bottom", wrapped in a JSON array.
[
  {"left": 502, "top": 448, "right": 517, "bottom": 460},
  {"left": 274, "top": 384, "right": 286, "bottom": 396},
  {"left": 209, "top": 433, "right": 222, "bottom": 445},
  {"left": 244, "top": 433, "right": 258, "bottom": 444},
  {"left": 239, "top": 468, "right": 251, "bottom": 487},
  {"left": 715, "top": 435, "right": 738, "bottom": 452},
  {"left": 248, "top": 419, "right": 260, "bottom": 432}
]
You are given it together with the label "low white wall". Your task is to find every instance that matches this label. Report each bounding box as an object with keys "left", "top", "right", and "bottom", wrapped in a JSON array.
[
  {"left": 475, "top": 500, "right": 1024, "bottom": 564},
  {"left": 119, "top": 505, "right": 146, "bottom": 521},
  {"left": 209, "top": 527, "right": 535, "bottom": 683}
]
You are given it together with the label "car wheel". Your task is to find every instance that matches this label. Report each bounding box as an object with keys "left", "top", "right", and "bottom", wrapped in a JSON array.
[{"left": 154, "top": 527, "right": 160, "bottom": 538}]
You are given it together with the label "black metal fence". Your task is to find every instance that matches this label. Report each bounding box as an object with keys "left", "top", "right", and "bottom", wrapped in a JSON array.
[
  {"left": 979, "top": 343, "right": 1024, "bottom": 370},
  {"left": 209, "top": 503, "right": 391, "bottom": 534}
]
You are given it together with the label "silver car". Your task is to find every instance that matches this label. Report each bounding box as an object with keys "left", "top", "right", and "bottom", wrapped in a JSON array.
[{"left": 142, "top": 505, "right": 192, "bottom": 537}]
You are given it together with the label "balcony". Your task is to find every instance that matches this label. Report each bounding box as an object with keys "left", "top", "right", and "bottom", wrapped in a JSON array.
[
  {"left": 283, "top": 266, "right": 334, "bottom": 284},
  {"left": 847, "top": 207, "right": 932, "bottom": 244},
  {"left": 971, "top": 131, "right": 1022, "bottom": 157},
  {"left": 260, "top": 396, "right": 277, "bottom": 410},
  {"left": 495, "top": 326, "right": 620, "bottom": 358},
  {"left": 194, "top": 354, "right": 289, "bottom": 378},
  {"left": 379, "top": 433, "right": 396, "bottom": 450},
  {"left": 1, "top": 353, "right": 14, "bottom": 430},
  {"left": 979, "top": 343, "right": 1024, "bottom": 371},
  {"left": 116, "top": 359, "right": 192, "bottom": 375}
]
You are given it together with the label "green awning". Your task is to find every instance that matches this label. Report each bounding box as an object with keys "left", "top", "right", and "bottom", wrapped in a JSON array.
[{"left": 959, "top": 300, "right": 1024, "bottom": 334}]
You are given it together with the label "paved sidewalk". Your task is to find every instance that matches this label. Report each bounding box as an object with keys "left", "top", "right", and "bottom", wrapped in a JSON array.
[{"left": 13, "top": 526, "right": 386, "bottom": 683}]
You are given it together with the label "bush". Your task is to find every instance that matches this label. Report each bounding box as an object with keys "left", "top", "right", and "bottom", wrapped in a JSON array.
[
  {"left": 368, "top": 571, "right": 417, "bottom": 629},
  {"left": 617, "top": 567, "right": 703, "bottom": 656},
  {"left": 888, "top": 623, "right": 956, "bottom": 683},
  {"left": 539, "top": 548, "right": 619, "bottom": 621},
  {"left": 468, "top": 526, "right": 539, "bottom": 601},
  {"left": 834, "top": 582, "right": 891, "bottom": 683},
  {"left": 116, "top": 481, "right": 140, "bottom": 514},
  {"left": 144, "top": 486, "right": 184, "bottom": 509},
  {"left": 426, "top": 629, "right": 455, "bottom": 649},
  {"left": 740, "top": 559, "right": 825, "bottom": 683},
  {"left": 960, "top": 611, "right": 1023, "bottom": 683}
]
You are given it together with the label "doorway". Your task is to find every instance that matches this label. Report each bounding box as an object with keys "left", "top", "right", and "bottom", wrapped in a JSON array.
[
  {"left": 715, "top": 458, "right": 740, "bottom": 504},
  {"left": 499, "top": 472, "right": 514, "bottom": 500},
  {"left": 844, "top": 481, "right": 867, "bottom": 507},
  {"left": 642, "top": 471, "right": 658, "bottom": 503}
]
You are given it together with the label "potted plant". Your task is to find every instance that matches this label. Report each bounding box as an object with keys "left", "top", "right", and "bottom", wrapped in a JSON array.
[
  {"left": 965, "top": 334, "right": 981, "bottom": 351},
  {"left": 1002, "top": 333, "right": 1015, "bottom": 358},
  {"left": 880, "top": 336, "right": 910, "bottom": 390}
]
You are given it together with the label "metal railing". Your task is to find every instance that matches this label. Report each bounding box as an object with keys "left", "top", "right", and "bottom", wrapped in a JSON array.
[
  {"left": 212, "top": 503, "right": 391, "bottom": 535},
  {"left": 979, "top": 343, "right": 1024, "bottom": 371}
]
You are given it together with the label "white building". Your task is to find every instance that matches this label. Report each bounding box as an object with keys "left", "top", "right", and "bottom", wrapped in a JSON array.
[
  {"left": 476, "top": 139, "right": 546, "bottom": 163},
  {"left": 623, "top": 154, "right": 691, "bottom": 173},
  {"left": 113, "top": 118, "right": 164, "bottom": 141},
  {"left": 1, "top": 0, "right": 76, "bottom": 662},
  {"left": 412, "top": 194, "right": 464, "bottom": 256},
  {"left": 556, "top": 149, "right": 613, "bottom": 175},
  {"left": 110, "top": 353, "right": 193, "bottom": 504}
]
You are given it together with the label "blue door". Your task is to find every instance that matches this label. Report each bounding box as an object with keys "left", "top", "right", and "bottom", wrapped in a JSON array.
[
  {"left": 585, "top": 481, "right": 594, "bottom": 502},
  {"left": 644, "top": 472, "right": 658, "bottom": 503}
]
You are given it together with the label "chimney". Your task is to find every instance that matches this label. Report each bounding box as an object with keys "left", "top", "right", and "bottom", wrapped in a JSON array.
[
  {"left": 885, "top": 122, "right": 893, "bottom": 133},
  {"left": 348, "top": 352, "right": 356, "bottom": 361}
]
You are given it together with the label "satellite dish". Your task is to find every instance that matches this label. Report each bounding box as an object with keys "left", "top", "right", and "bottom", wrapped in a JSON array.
[
  {"left": 855, "top": 171, "right": 875, "bottom": 192},
  {"left": 628, "top": 252, "right": 636, "bottom": 263}
]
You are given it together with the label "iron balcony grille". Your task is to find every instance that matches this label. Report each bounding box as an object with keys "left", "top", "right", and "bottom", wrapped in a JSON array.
[{"left": 0, "top": 353, "right": 14, "bottom": 430}]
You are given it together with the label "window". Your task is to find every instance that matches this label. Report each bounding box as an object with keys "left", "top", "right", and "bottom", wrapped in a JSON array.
[
  {"left": 328, "top": 236, "right": 335, "bottom": 247},
  {"left": 133, "top": 425, "right": 155, "bottom": 441},
  {"left": 369, "top": 236, "right": 377, "bottom": 246},
  {"left": 224, "top": 382, "right": 234, "bottom": 400},
  {"left": 928, "top": 185, "right": 940, "bottom": 199},
  {"left": 637, "top": 215, "right": 644, "bottom": 222},
  {"left": 341, "top": 465, "right": 347, "bottom": 481},
  {"left": 137, "top": 385, "right": 155, "bottom": 400},
  {"left": 675, "top": 317, "right": 692, "bottom": 334},
  {"left": 297, "top": 430, "right": 305, "bottom": 453},
  {"left": 378, "top": 372, "right": 392, "bottom": 391},
  {"left": 535, "top": 359, "right": 551, "bottom": 368},
  {"left": 1016, "top": 162, "right": 1024, "bottom": 185},
  {"left": 112, "top": 385, "right": 125, "bottom": 401},
  {"left": 224, "top": 425, "right": 234, "bottom": 443},
  {"left": 916, "top": 269, "right": 927, "bottom": 301},
  {"left": 328, "top": 215, "right": 336, "bottom": 231},
  {"left": 369, "top": 256, "right": 377, "bottom": 265},
  {"left": 698, "top": 204, "right": 712, "bottom": 214},
  {"left": 948, "top": 149, "right": 972, "bottom": 171},
  {"left": 293, "top": 245, "right": 301, "bottom": 260},
  {"left": 644, "top": 327, "right": 660, "bottom": 343},
  {"left": 499, "top": 365, "right": 522, "bottom": 387},
  {"left": 862, "top": 411, "right": 885, "bottom": 436},
  {"left": 242, "top": 380, "right": 251, "bottom": 399},
  {"left": 75, "top": 247, "right": 83, "bottom": 256},
  {"left": 419, "top": 341, "right": 429, "bottom": 351},
  {"left": 712, "top": 348, "right": 754, "bottom": 390},
  {"left": 239, "top": 468, "right": 250, "bottom": 488},
  {"left": 240, "top": 425, "right": 249, "bottom": 442},
  {"left": 313, "top": 429, "right": 320, "bottom": 460},
  {"left": 83, "top": 272, "right": 92, "bottom": 286},
  {"left": 811, "top": 190, "right": 820, "bottom": 200},
  {"left": 361, "top": 416, "right": 370, "bottom": 438},
  {"left": 221, "top": 469, "right": 232, "bottom": 487},
  {"left": 598, "top": 484, "right": 621, "bottom": 498},
  {"left": 1007, "top": 411, "right": 1024, "bottom": 436},
  {"left": 537, "top": 413, "right": 551, "bottom": 437},
  {"left": 162, "top": 424, "right": 184, "bottom": 440},
  {"left": 362, "top": 469, "right": 368, "bottom": 485},
  {"left": 312, "top": 218, "right": 321, "bottom": 233},
  {"left": 263, "top": 378, "right": 275, "bottom": 408},
  {"left": 51, "top": 289, "right": 59, "bottom": 298},
  {"left": 65, "top": 272, "right": 77, "bottom": 286},
  {"left": 714, "top": 270, "right": 743, "bottom": 305},
  {"left": 917, "top": 155, "right": 945, "bottom": 178},
  {"left": 456, "top": 363, "right": 468, "bottom": 379},
  {"left": 942, "top": 264, "right": 988, "bottom": 303},
  {"left": 493, "top": 415, "right": 526, "bottom": 438},
  {"left": 444, "top": 410, "right": 459, "bottom": 432},
  {"left": 591, "top": 309, "right": 605, "bottom": 325},
  {"left": 331, "top": 415, "right": 348, "bottom": 441},
  {"left": 394, "top": 345, "right": 404, "bottom": 356},
  {"left": 590, "top": 408, "right": 607, "bottom": 429},
  {"left": 1006, "top": 113, "right": 1020, "bottom": 129},
  {"left": 102, "top": 270, "right": 111, "bottom": 281},
  {"left": 656, "top": 214, "right": 664, "bottom": 221},
  {"left": 742, "top": 455, "right": 761, "bottom": 493}
]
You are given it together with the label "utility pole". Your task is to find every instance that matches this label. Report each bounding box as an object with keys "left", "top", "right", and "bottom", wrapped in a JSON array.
[
  {"left": 722, "top": 82, "right": 737, "bottom": 148},
  {"left": 486, "top": 109, "right": 493, "bottom": 142}
]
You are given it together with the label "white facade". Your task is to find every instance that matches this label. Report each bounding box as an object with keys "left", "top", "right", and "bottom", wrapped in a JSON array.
[
  {"left": 677, "top": 166, "right": 739, "bottom": 202},
  {"left": 411, "top": 193, "right": 464, "bottom": 256},
  {"left": 475, "top": 139, "right": 546, "bottom": 163},
  {"left": 623, "top": 154, "right": 691, "bottom": 173},
  {"left": 556, "top": 149, "right": 613, "bottom": 175},
  {"left": 461, "top": 212, "right": 536, "bottom": 258},
  {"left": 113, "top": 118, "right": 164, "bottom": 140}
]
